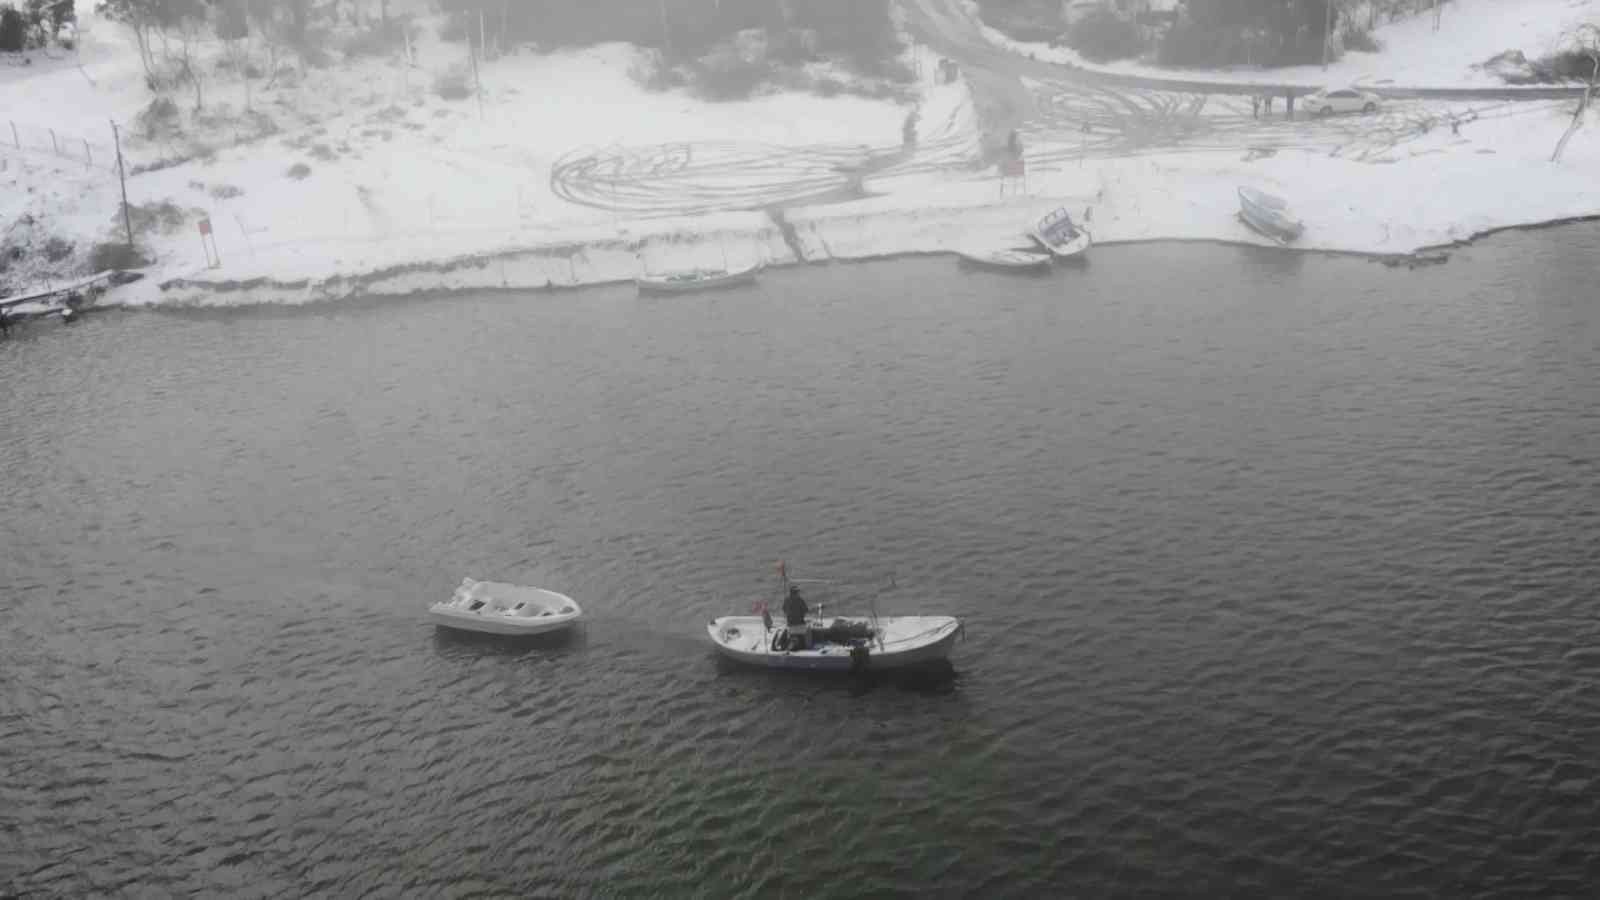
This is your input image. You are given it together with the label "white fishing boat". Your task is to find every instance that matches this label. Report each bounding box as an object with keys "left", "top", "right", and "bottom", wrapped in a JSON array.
[
  {"left": 1028, "top": 206, "right": 1093, "bottom": 259},
  {"left": 429, "top": 577, "right": 582, "bottom": 636},
  {"left": 707, "top": 562, "right": 962, "bottom": 672},
  {"left": 1237, "top": 186, "right": 1304, "bottom": 244},
  {"left": 955, "top": 246, "right": 1053, "bottom": 271},
  {"left": 635, "top": 262, "right": 762, "bottom": 295}
]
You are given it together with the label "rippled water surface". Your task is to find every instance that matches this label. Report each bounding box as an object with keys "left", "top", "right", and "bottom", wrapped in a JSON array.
[{"left": 4, "top": 227, "right": 1600, "bottom": 898}]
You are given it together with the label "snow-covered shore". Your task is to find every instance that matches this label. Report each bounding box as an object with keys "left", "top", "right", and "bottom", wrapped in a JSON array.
[{"left": 4, "top": 3, "right": 1600, "bottom": 309}]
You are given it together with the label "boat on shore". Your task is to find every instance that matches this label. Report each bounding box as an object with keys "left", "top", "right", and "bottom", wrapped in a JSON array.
[
  {"left": 1237, "top": 186, "right": 1304, "bottom": 244},
  {"left": 1028, "top": 206, "right": 1093, "bottom": 259},
  {"left": 429, "top": 577, "right": 582, "bottom": 636},
  {"left": 0, "top": 270, "right": 133, "bottom": 328},
  {"left": 708, "top": 562, "right": 962, "bottom": 672},
  {"left": 955, "top": 246, "right": 1053, "bottom": 271},
  {"left": 635, "top": 262, "right": 762, "bottom": 295}
]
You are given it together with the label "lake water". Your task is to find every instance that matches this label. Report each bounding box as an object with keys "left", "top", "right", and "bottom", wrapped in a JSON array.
[{"left": 3, "top": 227, "right": 1598, "bottom": 898}]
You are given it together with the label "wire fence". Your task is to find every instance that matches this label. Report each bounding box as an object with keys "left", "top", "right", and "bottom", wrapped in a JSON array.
[{"left": 3, "top": 119, "right": 118, "bottom": 173}]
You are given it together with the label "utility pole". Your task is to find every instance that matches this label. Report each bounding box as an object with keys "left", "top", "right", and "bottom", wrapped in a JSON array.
[{"left": 111, "top": 119, "right": 133, "bottom": 250}]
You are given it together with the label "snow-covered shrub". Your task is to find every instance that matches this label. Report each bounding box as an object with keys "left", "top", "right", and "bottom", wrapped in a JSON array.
[
  {"left": 433, "top": 67, "right": 471, "bottom": 100},
  {"left": 42, "top": 236, "right": 73, "bottom": 263},
  {"left": 691, "top": 41, "right": 772, "bottom": 100},
  {"left": 125, "top": 201, "right": 189, "bottom": 235},
  {"left": 286, "top": 162, "right": 312, "bottom": 180},
  {"left": 208, "top": 184, "right": 243, "bottom": 200},
  {"left": 343, "top": 20, "right": 408, "bottom": 59},
  {"left": 137, "top": 96, "right": 181, "bottom": 140},
  {"left": 1342, "top": 24, "right": 1382, "bottom": 54},
  {"left": 87, "top": 242, "right": 149, "bottom": 273},
  {"left": 1066, "top": 8, "right": 1143, "bottom": 63},
  {"left": 627, "top": 47, "right": 687, "bottom": 92}
]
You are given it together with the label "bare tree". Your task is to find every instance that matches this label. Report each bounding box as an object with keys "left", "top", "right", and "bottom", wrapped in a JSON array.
[
  {"left": 1552, "top": 24, "right": 1600, "bottom": 162},
  {"left": 169, "top": 12, "right": 206, "bottom": 112}
]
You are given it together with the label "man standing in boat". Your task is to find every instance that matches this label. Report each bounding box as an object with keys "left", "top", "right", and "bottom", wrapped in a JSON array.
[{"left": 783, "top": 584, "right": 810, "bottom": 650}]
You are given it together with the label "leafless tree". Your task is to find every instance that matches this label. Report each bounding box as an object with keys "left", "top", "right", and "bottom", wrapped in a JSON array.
[{"left": 1552, "top": 23, "right": 1600, "bottom": 162}]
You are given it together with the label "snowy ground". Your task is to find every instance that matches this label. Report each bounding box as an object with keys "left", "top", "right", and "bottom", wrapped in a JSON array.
[
  {"left": 976, "top": 0, "right": 1600, "bottom": 90},
  {"left": 2, "top": 1, "right": 1599, "bottom": 308}
]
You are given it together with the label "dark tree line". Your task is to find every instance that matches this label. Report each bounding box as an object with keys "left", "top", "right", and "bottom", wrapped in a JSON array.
[
  {"left": 0, "top": 0, "right": 75, "bottom": 52},
  {"left": 979, "top": 0, "right": 1341, "bottom": 67},
  {"left": 437, "top": 0, "right": 900, "bottom": 70}
]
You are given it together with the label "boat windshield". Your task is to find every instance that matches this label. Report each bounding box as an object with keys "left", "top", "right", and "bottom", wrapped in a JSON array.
[{"left": 1041, "top": 215, "right": 1079, "bottom": 243}]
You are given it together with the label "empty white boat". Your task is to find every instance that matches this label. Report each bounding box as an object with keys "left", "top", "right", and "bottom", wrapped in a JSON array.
[{"left": 429, "top": 577, "right": 582, "bottom": 635}]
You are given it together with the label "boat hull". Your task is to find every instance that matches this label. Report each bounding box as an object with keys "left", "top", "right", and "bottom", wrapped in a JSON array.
[
  {"left": 1237, "top": 187, "right": 1304, "bottom": 243},
  {"left": 707, "top": 616, "right": 961, "bottom": 672},
  {"left": 1032, "top": 230, "right": 1092, "bottom": 259},
  {"left": 635, "top": 264, "right": 762, "bottom": 295},
  {"left": 956, "top": 248, "right": 1053, "bottom": 271},
  {"left": 429, "top": 581, "right": 582, "bottom": 635},
  {"left": 428, "top": 606, "right": 581, "bottom": 635}
]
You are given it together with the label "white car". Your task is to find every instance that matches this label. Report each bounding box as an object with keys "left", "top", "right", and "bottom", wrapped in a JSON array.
[{"left": 1305, "top": 87, "right": 1381, "bottom": 116}]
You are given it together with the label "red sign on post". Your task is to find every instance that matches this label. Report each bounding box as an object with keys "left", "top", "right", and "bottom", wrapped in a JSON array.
[
  {"left": 197, "top": 217, "right": 220, "bottom": 268},
  {"left": 1000, "top": 158, "right": 1025, "bottom": 178}
]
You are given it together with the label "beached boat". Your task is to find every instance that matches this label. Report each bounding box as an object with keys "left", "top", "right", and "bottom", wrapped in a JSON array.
[
  {"left": 635, "top": 262, "right": 762, "bottom": 295},
  {"left": 955, "top": 246, "right": 1054, "bottom": 271},
  {"left": 708, "top": 562, "right": 962, "bottom": 672},
  {"left": 428, "top": 577, "right": 582, "bottom": 636},
  {"left": 0, "top": 270, "right": 125, "bottom": 326},
  {"left": 1237, "top": 186, "right": 1304, "bottom": 244},
  {"left": 1028, "top": 206, "right": 1093, "bottom": 259}
]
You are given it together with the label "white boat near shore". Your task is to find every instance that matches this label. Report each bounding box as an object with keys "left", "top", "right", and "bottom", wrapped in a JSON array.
[
  {"left": 1237, "top": 186, "right": 1305, "bottom": 244},
  {"left": 1029, "top": 206, "right": 1093, "bottom": 259},
  {"left": 635, "top": 262, "right": 763, "bottom": 294},
  {"left": 429, "top": 577, "right": 582, "bottom": 636},
  {"left": 955, "top": 246, "right": 1053, "bottom": 271}
]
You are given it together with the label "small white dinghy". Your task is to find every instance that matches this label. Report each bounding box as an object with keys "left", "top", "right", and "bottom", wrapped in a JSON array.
[
  {"left": 708, "top": 562, "right": 962, "bottom": 672},
  {"left": 429, "top": 577, "right": 582, "bottom": 636},
  {"left": 635, "top": 262, "right": 763, "bottom": 295},
  {"left": 955, "top": 246, "right": 1053, "bottom": 271}
]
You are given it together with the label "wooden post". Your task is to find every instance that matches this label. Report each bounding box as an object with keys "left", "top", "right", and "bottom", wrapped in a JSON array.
[
  {"left": 112, "top": 120, "right": 133, "bottom": 250},
  {"left": 50, "top": 128, "right": 59, "bottom": 154},
  {"left": 9, "top": 121, "right": 17, "bottom": 148},
  {"left": 84, "top": 138, "right": 92, "bottom": 168}
]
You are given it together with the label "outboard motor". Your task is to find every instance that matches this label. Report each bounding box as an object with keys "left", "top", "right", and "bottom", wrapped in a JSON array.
[{"left": 849, "top": 644, "right": 871, "bottom": 672}]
